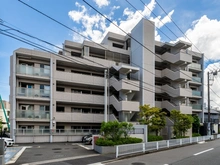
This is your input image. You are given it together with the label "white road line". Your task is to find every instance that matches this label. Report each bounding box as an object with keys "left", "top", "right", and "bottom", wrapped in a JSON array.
[
  {"left": 194, "top": 148, "right": 214, "bottom": 156},
  {"left": 88, "top": 163, "right": 104, "bottom": 165},
  {"left": 77, "top": 144, "right": 92, "bottom": 150}
]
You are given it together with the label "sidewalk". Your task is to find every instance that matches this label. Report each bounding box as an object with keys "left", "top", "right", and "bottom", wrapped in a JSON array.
[{"left": 5, "top": 146, "right": 25, "bottom": 164}]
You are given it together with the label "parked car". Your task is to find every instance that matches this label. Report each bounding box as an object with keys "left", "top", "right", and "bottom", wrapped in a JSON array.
[{"left": 0, "top": 137, "right": 14, "bottom": 147}]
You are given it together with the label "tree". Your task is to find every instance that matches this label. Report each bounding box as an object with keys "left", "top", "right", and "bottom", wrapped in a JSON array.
[
  {"left": 170, "top": 110, "right": 193, "bottom": 137},
  {"left": 139, "top": 104, "right": 166, "bottom": 136},
  {"left": 100, "top": 121, "right": 134, "bottom": 141},
  {"left": 192, "top": 115, "right": 200, "bottom": 133}
]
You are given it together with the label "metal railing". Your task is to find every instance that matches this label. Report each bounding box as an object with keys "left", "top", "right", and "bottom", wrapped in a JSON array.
[
  {"left": 17, "top": 87, "right": 50, "bottom": 98},
  {"left": 15, "top": 129, "right": 100, "bottom": 135},
  {"left": 192, "top": 90, "right": 201, "bottom": 96},
  {"left": 192, "top": 77, "right": 201, "bottom": 83},
  {"left": 17, "top": 65, "right": 50, "bottom": 77},
  {"left": 16, "top": 110, "right": 50, "bottom": 119},
  {"left": 188, "top": 63, "right": 201, "bottom": 70},
  {"left": 116, "top": 135, "right": 214, "bottom": 158}
]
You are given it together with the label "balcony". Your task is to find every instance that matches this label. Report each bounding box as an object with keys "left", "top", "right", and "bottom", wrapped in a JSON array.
[
  {"left": 192, "top": 77, "right": 202, "bottom": 83},
  {"left": 17, "top": 87, "right": 50, "bottom": 98},
  {"left": 192, "top": 90, "right": 202, "bottom": 97},
  {"left": 54, "top": 92, "right": 104, "bottom": 105},
  {"left": 191, "top": 104, "right": 202, "bottom": 110},
  {"left": 188, "top": 63, "right": 202, "bottom": 72},
  {"left": 16, "top": 110, "right": 50, "bottom": 120},
  {"left": 54, "top": 71, "right": 105, "bottom": 86},
  {"left": 17, "top": 65, "right": 50, "bottom": 77},
  {"left": 54, "top": 112, "right": 104, "bottom": 123}
]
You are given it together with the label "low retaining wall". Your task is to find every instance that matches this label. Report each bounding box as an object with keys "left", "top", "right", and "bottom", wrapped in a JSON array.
[{"left": 94, "top": 145, "right": 116, "bottom": 154}]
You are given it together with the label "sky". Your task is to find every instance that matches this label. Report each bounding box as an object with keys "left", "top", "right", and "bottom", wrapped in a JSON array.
[{"left": 1, "top": 0, "right": 220, "bottom": 108}]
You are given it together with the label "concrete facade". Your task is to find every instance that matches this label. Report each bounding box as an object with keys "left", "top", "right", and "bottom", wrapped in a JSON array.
[{"left": 9, "top": 19, "right": 204, "bottom": 143}]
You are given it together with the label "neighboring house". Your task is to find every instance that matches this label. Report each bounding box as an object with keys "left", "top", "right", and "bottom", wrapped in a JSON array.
[
  {"left": 9, "top": 18, "right": 204, "bottom": 143},
  {"left": 0, "top": 100, "right": 10, "bottom": 131}
]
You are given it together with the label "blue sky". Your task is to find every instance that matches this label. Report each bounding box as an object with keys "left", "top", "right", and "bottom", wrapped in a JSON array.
[{"left": 1, "top": 0, "right": 220, "bottom": 106}]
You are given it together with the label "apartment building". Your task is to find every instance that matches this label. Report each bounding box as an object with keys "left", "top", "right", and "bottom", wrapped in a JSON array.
[
  {"left": 0, "top": 100, "right": 10, "bottom": 130},
  {"left": 9, "top": 18, "right": 204, "bottom": 143}
]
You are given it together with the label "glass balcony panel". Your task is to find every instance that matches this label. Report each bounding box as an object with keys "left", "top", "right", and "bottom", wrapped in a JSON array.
[
  {"left": 17, "top": 65, "right": 50, "bottom": 77},
  {"left": 191, "top": 104, "right": 202, "bottom": 110},
  {"left": 192, "top": 90, "right": 201, "bottom": 96},
  {"left": 17, "top": 87, "right": 50, "bottom": 98},
  {"left": 16, "top": 110, "right": 50, "bottom": 119},
  {"left": 188, "top": 63, "right": 201, "bottom": 70},
  {"left": 192, "top": 77, "right": 201, "bottom": 83}
]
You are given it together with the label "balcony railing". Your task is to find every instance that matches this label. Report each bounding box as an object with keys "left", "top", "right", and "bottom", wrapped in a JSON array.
[
  {"left": 16, "top": 110, "right": 50, "bottom": 119},
  {"left": 190, "top": 104, "right": 202, "bottom": 110},
  {"left": 192, "top": 90, "right": 201, "bottom": 96},
  {"left": 17, "top": 65, "right": 50, "bottom": 77},
  {"left": 15, "top": 129, "right": 100, "bottom": 135},
  {"left": 192, "top": 77, "right": 201, "bottom": 83},
  {"left": 188, "top": 63, "right": 201, "bottom": 70},
  {"left": 17, "top": 87, "right": 50, "bottom": 98}
]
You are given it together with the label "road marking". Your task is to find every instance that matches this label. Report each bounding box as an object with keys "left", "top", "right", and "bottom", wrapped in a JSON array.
[
  {"left": 88, "top": 163, "right": 104, "bottom": 165},
  {"left": 77, "top": 144, "right": 92, "bottom": 150},
  {"left": 21, "top": 154, "right": 99, "bottom": 165},
  {"left": 194, "top": 148, "right": 214, "bottom": 156}
]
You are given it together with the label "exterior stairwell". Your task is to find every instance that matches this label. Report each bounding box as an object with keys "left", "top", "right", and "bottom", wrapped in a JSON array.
[{"left": 161, "top": 68, "right": 192, "bottom": 81}]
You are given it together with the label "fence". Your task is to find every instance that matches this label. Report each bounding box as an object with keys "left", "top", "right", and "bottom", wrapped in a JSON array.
[{"left": 116, "top": 135, "right": 215, "bottom": 158}]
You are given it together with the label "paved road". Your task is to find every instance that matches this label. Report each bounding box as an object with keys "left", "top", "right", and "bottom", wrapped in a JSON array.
[{"left": 105, "top": 139, "right": 220, "bottom": 165}]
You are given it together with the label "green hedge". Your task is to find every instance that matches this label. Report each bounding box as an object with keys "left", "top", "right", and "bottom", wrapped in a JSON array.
[
  {"left": 95, "top": 137, "right": 142, "bottom": 146},
  {"left": 148, "top": 135, "right": 163, "bottom": 142},
  {"left": 192, "top": 133, "right": 201, "bottom": 137}
]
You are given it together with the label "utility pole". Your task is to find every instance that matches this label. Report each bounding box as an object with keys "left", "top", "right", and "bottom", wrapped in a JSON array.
[
  {"left": 207, "top": 70, "right": 219, "bottom": 135},
  {"left": 104, "top": 69, "right": 108, "bottom": 122},
  {"left": 207, "top": 72, "right": 211, "bottom": 135}
]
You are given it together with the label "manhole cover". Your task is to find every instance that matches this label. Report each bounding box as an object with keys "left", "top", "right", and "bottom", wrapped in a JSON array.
[
  {"left": 34, "top": 154, "right": 43, "bottom": 156},
  {"left": 52, "top": 148, "right": 62, "bottom": 150}
]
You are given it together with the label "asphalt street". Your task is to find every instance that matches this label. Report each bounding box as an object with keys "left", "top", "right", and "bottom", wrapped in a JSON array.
[
  {"left": 105, "top": 139, "right": 220, "bottom": 165},
  {"left": 6, "top": 139, "right": 220, "bottom": 165}
]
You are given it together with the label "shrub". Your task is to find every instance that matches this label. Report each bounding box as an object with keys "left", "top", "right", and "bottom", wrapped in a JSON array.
[
  {"left": 192, "top": 133, "right": 201, "bottom": 137},
  {"left": 95, "top": 137, "right": 142, "bottom": 146},
  {"left": 148, "top": 135, "right": 163, "bottom": 142},
  {"left": 95, "top": 138, "right": 115, "bottom": 146}
]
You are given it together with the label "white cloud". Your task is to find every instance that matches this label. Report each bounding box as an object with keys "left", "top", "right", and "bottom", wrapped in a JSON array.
[
  {"left": 176, "top": 15, "right": 220, "bottom": 61},
  {"left": 68, "top": 0, "right": 174, "bottom": 43},
  {"left": 204, "top": 62, "right": 220, "bottom": 107},
  {"left": 93, "top": 0, "right": 110, "bottom": 8}
]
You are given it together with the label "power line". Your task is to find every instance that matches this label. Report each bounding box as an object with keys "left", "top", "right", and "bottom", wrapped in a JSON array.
[
  {"left": 11, "top": 1, "right": 202, "bottom": 99},
  {"left": 15, "top": 1, "right": 193, "bottom": 97},
  {"left": 154, "top": 0, "right": 219, "bottom": 71}
]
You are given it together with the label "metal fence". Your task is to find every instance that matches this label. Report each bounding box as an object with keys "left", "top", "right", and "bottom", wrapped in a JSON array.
[{"left": 116, "top": 135, "right": 215, "bottom": 158}]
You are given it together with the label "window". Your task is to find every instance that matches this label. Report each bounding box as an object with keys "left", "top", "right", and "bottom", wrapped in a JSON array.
[
  {"left": 57, "top": 87, "right": 65, "bottom": 92},
  {"left": 71, "top": 51, "right": 81, "bottom": 57},
  {"left": 113, "top": 43, "right": 124, "bottom": 49},
  {"left": 57, "top": 68, "right": 65, "bottom": 71},
  {"left": 82, "top": 108, "right": 90, "bottom": 113},
  {"left": 71, "top": 108, "right": 82, "bottom": 113},
  {"left": 40, "top": 105, "right": 50, "bottom": 112},
  {"left": 56, "top": 126, "right": 64, "bottom": 133},
  {"left": 56, "top": 106, "right": 65, "bottom": 112},
  {"left": 40, "top": 85, "right": 50, "bottom": 97}
]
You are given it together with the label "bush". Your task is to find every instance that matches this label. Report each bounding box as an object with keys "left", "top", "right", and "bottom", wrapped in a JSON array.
[
  {"left": 95, "top": 137, "right": 142, "bottom": 146},
  {"left": 192, "top": 133, "right": 201, "bottom": 137},
  {"left": 148, "top": 135, "right": 163, "bottom": 142}
]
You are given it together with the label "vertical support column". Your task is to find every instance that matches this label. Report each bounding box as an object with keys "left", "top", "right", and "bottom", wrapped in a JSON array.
[
  {"left": 142, "top": 143, "right": 145, "bottom": 153},
  {"left": 180, "top": 139, "right": 182, "bottom": 145},
  {"left": 207, "top": 72, "right": 211, "bottom": 136},
  {"left": 156, "top": 142, "right": 159, "bottom": 150},
  {"left": 116, "top": 146, "right": 118, "bottom": 158},
  {"left": 167, "top": 140, "right": 169, "bottom": 148},
  {"left": 12, "top": 53, "right": 16, "bottom": 142},
  {"left": 50, "top": 58, "right": 53, "bottom": 143},
  {"left": 104, "top": 69, "right": 108, "bottom": 122}
]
